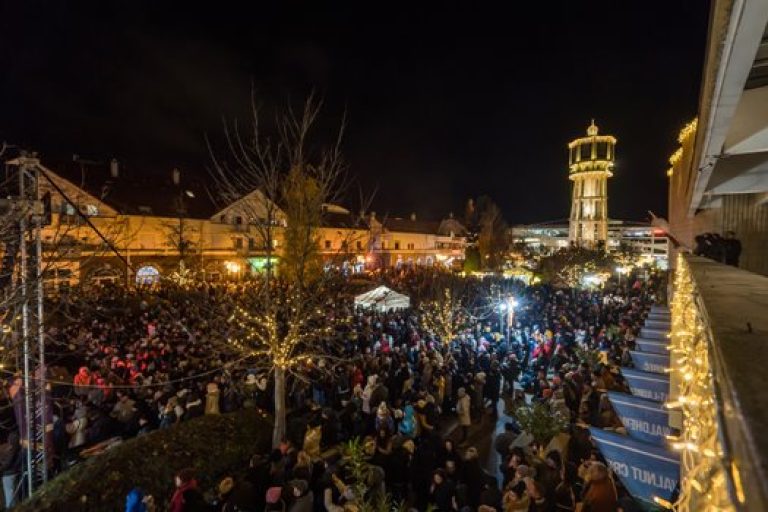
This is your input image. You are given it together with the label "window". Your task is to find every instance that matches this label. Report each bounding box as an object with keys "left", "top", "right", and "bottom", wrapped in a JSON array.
[
  {"left": 85, "top": 204, "right": 99, "bottom": 216},
  {"left": 341, "top": 241, "right": 348, "bottom": 250},
  {"left": 220, "top": 214, "right": 226, "bottom": 223},
  {"left": 91, "top": 266, "right": 120, "bottom": 286},
  {"left": 381, "top": 241, "right": 387, "bottom": 250},
  {"left": 235, "top": 238, "right": 244, "bottom": 249},
  {"left": 324, "top": 240, "right": 332, "bottom": 249},
  {"left": 248, "top": 238, "right": 256, "bottom": 250},
  {"left": 407, "top": 243, "right": 415, "bottom": 250},
  {"left": 136, "top": 266, "right": 160, "bottom": 285},
  {"left": 394, "top": 241, "right": 400, "bottom": 250},
  {"left": 356, "top": 240, "right": 363, "bottom": 250},
  {"left": 272, "top": 239, "right": 279, "bottom": 248},
  {"left": 235, "top": 216, "right": 243, "bottom": 225}
]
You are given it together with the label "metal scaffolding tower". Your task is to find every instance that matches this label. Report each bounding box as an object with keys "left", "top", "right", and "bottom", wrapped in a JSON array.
[{"left": 4, "top": 154, "right": 49, "bottom": 496}]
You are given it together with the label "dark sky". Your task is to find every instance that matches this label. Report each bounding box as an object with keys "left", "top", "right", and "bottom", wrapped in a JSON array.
[{"left": 1, "top": 1, "right": 710, "bottom": 223}]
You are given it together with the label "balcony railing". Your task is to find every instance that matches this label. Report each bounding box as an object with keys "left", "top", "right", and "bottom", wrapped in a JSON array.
[{"left": 669, "top": 255, "right": 768, "bottom": 511}]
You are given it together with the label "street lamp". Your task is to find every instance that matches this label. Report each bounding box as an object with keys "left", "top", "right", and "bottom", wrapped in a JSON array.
[{"left": 615, "top": 265, "right": 630, "bottom": 286}]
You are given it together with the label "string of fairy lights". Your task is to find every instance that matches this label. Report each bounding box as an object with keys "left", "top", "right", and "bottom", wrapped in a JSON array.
[
  {"left": 421, "top": 288, "right": 462, "bottom": 345},
  {"left": 667, "top": 119, "right": 697, "bottom": 178},
  {"left": 660, "top": 254, "right": 740, "bottom": 512},
  {"left": 227, "top": 293, "right": 335, "bottom": 373}
]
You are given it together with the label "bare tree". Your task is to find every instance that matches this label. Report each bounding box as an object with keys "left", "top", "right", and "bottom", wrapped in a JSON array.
[
  {"left": 209, "top": 93, "right": 348, "bottom": 447},
  {"left": 476, "top": 196, "right": 508, "bottom": 270}
]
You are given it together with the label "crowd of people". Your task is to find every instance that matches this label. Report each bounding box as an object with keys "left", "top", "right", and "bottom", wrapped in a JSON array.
[{"left": 0, "top": 267, "right": 664, "bottom": 511}]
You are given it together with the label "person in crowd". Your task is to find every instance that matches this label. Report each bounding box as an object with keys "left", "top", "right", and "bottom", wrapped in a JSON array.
[
  {"left": 169, "top": 468, "right": 206, "bottom": 512},
  {"left": 580, "top": 461, "right": 618, "bottom": 512},
  {"left": 456, "top": 387, "right": 471, "bottom": 443}
]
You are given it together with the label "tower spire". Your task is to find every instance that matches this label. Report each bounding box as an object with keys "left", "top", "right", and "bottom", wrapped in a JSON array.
[{"left": 587, "top": 119, "right": 599, "bottom": 136}]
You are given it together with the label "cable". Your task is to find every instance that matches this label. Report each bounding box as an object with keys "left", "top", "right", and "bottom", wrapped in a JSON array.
[{"left": 0, "top": 353, "right": 257, "bottom": 389}]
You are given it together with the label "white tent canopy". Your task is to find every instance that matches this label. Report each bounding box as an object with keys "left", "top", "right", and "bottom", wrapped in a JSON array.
[{"left": 354, "top": 285, "right": 410, "bottom": 311}]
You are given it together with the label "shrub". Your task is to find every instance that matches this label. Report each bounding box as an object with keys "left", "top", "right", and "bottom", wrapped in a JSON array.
[
  {"left": 16, "top": 409, "right": 272, "bottom": 512},
  {"left": 513, "top": 402, "right": 568, "bottom": 446}
]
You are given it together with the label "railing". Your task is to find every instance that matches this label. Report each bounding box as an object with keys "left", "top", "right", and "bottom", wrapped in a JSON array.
[{"left": 669, "top": 255, "right": 768, "bottom": 511}]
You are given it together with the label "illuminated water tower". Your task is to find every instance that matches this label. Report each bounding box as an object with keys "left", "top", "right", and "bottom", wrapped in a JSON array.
[{"left": 567, "top": 120, "right": 616, "bottom": 248}]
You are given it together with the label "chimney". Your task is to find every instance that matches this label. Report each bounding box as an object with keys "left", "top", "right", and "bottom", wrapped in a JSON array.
[
  {"left": 410, "top": 212, "right": 416, "bottom": 221},
  {"left": 172, "top": 168, "right": 180, "bottom": 185},
  {"left": 110, "top": 158, "right": 119, "bottom": 178}
]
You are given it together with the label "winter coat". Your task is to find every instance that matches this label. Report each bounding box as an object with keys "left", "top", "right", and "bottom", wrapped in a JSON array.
[
  {"left": 581, "top": 477, "right": 618, "bottom": 512},
  {"left": 125, "top": 488, "right": 147, "bottom": 512},
  {"left": 169, "top": 480, "right": 207, "bottom": 512},
  {"left": 399, "top": 405, "right": 417, "bottom": 437},
  {"left": 205, "top": 384, "right": 220, "bottom": 415},
  {"left": 456, "top": 393, "right": 471, "bottom": 426},
  {"left": 289, "top": 492, "right": 313, "bottom": 512},
  {"left": 66, "top": 414, "right": 88, "bottom": 449}
]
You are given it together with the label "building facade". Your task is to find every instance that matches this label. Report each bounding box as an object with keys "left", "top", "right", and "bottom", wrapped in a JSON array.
[
  {"left": 666, "top": 0, "right": 768, "bottom": 276},
  {"left": 34, "top": 165, "right": 467, "bottom": 290},
  {"left": 511, "top": 220, "right": 669, "bottom": 265}
]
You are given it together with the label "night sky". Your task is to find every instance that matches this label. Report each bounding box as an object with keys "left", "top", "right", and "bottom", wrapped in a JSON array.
[{"left": 1, "top": 1, "right": 710, "bottom": 223}]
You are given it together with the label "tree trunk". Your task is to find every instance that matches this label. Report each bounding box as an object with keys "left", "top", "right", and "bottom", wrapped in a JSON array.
[{"left": 272, "top": 366, "right": 286, "bottom": 449}]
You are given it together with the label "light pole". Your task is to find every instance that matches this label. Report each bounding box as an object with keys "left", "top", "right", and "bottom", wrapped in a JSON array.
[
  {"left": 499, "top": 302, "right": 507, "bottom": 340},
  {"left": 506, "top": 297, "right": 519, "bottom": 341}
]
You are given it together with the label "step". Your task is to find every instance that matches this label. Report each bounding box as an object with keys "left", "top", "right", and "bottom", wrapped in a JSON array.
[
  {"left": 640, "top": 327, "right": 669, "bottom": 341},
  {"left": 644, "top": 319, "right": 671, "bottom": 330},
  {"left": 647, "top": 312, "right": 670, "bottom": 322},
  {"left": 634, "top": 337, "right": 668, "bottom": 355},
  {"left": 628, "top": 350, "right": 670, "bottom": 374},
  {"left": 650, "top": 305, "right": 670, "bottom": 314}
]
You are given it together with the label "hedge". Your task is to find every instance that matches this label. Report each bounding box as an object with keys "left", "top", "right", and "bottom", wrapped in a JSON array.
[{"left": 15, "top": 409, "right": 272, "bottom": 512}]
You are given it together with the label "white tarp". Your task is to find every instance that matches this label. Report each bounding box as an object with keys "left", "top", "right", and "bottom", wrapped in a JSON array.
[{"left": 354, "top": 285, "right": 410, "bottom": 311}]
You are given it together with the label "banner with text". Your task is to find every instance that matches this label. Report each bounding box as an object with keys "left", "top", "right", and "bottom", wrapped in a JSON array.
[
  {"left": 620, "top": 368, "right": 670, "bottom": 403},
  {"left": 589, "top": 427, "right": 679, "bottom": 505},
  {"left": 607, "top": 391, "right": 675, "bottom": 446},
  {"left": 634, "top": 338, "right": 668, "bottom": 355},
  {"left": 629, "top": 351, "right": 669, "bottom": 374}
]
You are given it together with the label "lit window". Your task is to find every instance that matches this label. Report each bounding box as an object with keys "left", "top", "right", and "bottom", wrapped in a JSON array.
[
  {"left": 136, "top": 266, "right": 160, "bottom": 285},
  {"left": 85, "top": 204, "right": 99, "bottom": 216}
]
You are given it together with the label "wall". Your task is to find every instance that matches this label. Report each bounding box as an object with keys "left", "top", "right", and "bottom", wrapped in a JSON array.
[{"left": 721, "top": 193, "right": 768, "bottom": 275}]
